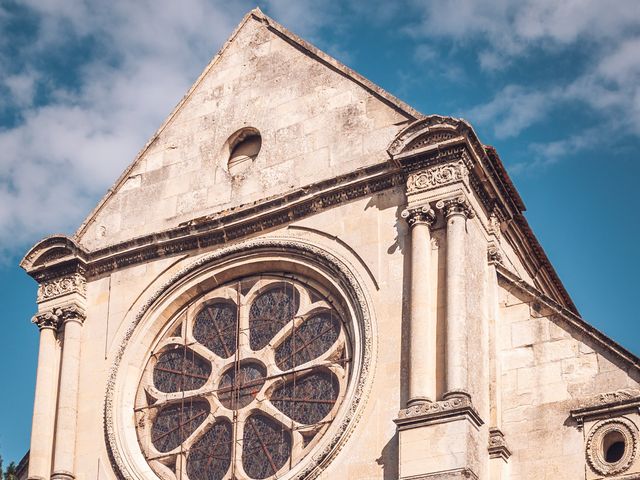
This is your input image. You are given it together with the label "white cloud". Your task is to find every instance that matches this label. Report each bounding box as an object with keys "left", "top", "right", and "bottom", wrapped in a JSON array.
[{"left": 0, "top": 1, "right": 339, "bottom": 260}]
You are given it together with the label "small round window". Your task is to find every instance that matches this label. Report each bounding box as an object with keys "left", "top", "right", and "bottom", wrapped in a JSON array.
[{"left": 227, "top": 128, "right": 261, "bottom": 175}]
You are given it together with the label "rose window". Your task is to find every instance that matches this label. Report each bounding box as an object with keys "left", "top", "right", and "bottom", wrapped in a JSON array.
[{"left": 135, "top": 275, "right": 351, "bottom": 480}]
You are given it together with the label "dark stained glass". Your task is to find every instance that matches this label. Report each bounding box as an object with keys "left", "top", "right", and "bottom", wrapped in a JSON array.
[
  {"left": 275, "top": 311, "right": 341, "bottom": 371},
  {"left": 193, "top": 302, "right": 238, "bottom": 358},
  {"left": 151, "top": 401, "right": 209, "bottom": 452},
  {"left": 249, "top": 286, "right": 299, "bottom": 350},
  {"left": 242, "top": 414, "right": 291, "bottom": 479},
  {"left": 186, "top": 420, "right": 233, "bottom": 480},
  {"left": 218, "top": 362, "right": 266, "bottom": 410},
  {"left": 153, "top": 346, "right": 211, "bottom": 393},
  {"left": 271, "top": 371, "right": 339, "bottom": 425}
]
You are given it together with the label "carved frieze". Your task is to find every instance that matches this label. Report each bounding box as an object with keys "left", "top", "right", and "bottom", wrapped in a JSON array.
[
  {"left": 401, "top": 206, "right": 436, "bottom": 228},
  {"left": 406, "top": 161, "right": 468, "bottom": 194},
  {"left": 37, "top": 273, "right": 86, "bottom": 302}
]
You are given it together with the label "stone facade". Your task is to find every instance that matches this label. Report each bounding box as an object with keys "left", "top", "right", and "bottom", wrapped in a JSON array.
[{"left": 20, "top": 8, "right": 640, "bottom": 480}]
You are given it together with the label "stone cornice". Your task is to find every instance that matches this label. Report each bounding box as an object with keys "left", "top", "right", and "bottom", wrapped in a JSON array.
[
  {"left": 21, "top": 115, "right": 577, "bottom": 319},
  {"left": 570, "top": 389, "right": 640, "bottom": 428}
]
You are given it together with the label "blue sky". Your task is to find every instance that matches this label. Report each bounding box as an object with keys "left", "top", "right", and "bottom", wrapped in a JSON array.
[{"left": 1, "top": 0, "right": 639, "bottom": 464}]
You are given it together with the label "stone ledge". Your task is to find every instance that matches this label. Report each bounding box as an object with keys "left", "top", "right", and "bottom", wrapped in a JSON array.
[{"left": 394, "top": 394, "right": 484, "bottom": 430}]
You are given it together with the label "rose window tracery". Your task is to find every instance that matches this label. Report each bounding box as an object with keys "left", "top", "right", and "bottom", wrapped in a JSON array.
[{"left": 135, "top": 275, "right": 351, "bottom": 480}]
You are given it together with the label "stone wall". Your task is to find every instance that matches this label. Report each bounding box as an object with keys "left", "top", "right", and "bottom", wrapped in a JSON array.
[{"left": 498, "top": 286, "right": 640, "bottom": 479}]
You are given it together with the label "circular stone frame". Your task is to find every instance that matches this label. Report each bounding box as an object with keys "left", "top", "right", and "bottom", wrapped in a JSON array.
[
  {"left": 586, "top": 417, "right": 638, "bottom": 476},
  {"left": 104, "top": 237, "right": 377, "bottom": 480}
]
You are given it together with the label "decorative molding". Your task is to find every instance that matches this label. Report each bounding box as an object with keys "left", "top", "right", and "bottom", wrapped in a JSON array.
[
  {"left": 436, "top": 197, "right": 475, "bottom": 219},
  {"left": 395, "top": 394, "right": 483, "bottom": 429},
  {"left": 406, "top": 161, "right": 468, "bottom": 194},
  {"left": 104, "top": 237, "right": 376, "bottom": 480},
  {"left": 488, "top": 427, "right": 511, "bottom": 461},
  {"left": 586, "top": 417, "right": 638, "bottom": 476},
  {"left": 37, "top": 273, "right": 86, "bottom": 302},
  {"left": 401, "top": 206, "right": 436, "bottom": 228}
]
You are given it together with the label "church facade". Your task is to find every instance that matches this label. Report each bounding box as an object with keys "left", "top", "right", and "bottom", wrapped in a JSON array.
[{"left": 21, "top": 9, "right": 640, "bottom": 480}]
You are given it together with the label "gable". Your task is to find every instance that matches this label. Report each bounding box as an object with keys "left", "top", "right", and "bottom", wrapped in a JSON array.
[{"left": 75, "top": 9, "right": 418, "bottom": 250}]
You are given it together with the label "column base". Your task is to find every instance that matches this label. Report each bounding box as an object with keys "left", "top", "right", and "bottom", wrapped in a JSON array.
[
  {"left": 407, "top": 396, "right": 435, "bottom": 407},
  {"left": 395, "top": 396, "right": 484, "bottom": 480},
  {"left": 51, "top": 471, "right": 75, "bottom": 480}
]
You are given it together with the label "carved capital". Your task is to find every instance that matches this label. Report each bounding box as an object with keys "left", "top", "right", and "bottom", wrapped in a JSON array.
[
  {"left": 436, "top": 197, "right": 475, "bottom": 219},
  {"left": 37, "top": 273, "right": 86, "bottom": 302},
  {"left": 488, "top": 427, "right": 511, "bottom": 461},
  {"left": 31, "top": 310, "right": 61, "bottom": 331},
  {"left": 406, "top": 160, "right": 468, "bottom": 194},
  {"left": 56, "top": 304, "right": 86, "bottom": 325},
  {"left": 401, "top": 206, "right": 436, "bottom": 228}
]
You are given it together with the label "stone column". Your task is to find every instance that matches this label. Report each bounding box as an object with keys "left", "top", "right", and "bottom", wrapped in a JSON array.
[
  {"left": 401, "top": 205, "right": 437, "bottom": 405},
  {"left": 28, "top": 311, "right": 61, "bottom": 480},
  {"left": 51, "top": 305, "right": 86, "bottom": 480},
  {"left": 436, "top": 197, "right": 474, "bottom": 398}
]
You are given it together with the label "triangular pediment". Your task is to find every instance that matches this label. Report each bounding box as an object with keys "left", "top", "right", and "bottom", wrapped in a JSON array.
[{"left": 75, "top": 8, "right": 419, "bottom": 250}]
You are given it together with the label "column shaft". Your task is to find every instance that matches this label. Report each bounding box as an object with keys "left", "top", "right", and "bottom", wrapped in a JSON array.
[
  {"left": 52, "top": 315, "right": 83, "bottom": 480},
  {"left": 438, "top": 198, "right": 473, "bottom": 397},
  {"left": 403, "top": 206, "right": 436, "bottom": 405},
  {"left": 28, "top": 318, "right": 59, "bottom": 480}
]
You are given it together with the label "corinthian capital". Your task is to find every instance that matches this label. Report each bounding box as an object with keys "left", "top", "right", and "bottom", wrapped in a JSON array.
[
  {"left": 435, "top": 197, "right": 475, "bottom": 219},
  {"left": 31, "top": 310, "right": 61, "bottom": 331},
  {"left": 32, "top": 304, "right": 86, "bottom": 330},
  {"left": 55, "top": 304, "right": 86, "bottom": 325},
  {"left": 401, "top": 206, "right": 436, "bottom": 228}
]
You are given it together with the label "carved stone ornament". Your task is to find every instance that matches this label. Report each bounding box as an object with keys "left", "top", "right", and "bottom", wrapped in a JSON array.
[
  {"left": 586, "top": 418, "right": 638, "bottom": 476},
  {"left": 406, "top": 161, "right": 468, "bottom": 194},
  {"left": 31, "top": 304, "right": 86, "bottom": 330},
  {"left": 488, "top": 427, "right": 511, "bottom": 461},
  {"left": 401, "top": 205, "right": 436, "bottom": 227},
  {"left": 436, "top": 196, "right": 475, "bottom": 219},
  {"left": 31, "top": 310, "right": 61, "bottom": 330},
  {"left": 487, "top": 244, "right": 503, "bottom": 265},
  {"left": 37, "top": 273, "right": 86, "bottom": 302}
]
